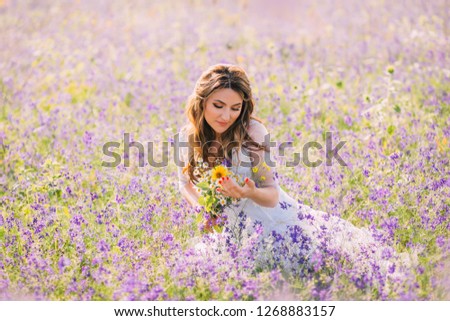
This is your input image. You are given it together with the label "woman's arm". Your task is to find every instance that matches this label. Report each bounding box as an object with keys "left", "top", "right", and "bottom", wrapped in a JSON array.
[
  {"left": 217, "top": 176, "right": 279, "bottom": 208},
  {"left": 177, "top": 127, "right": 202, "bottom": 208},
  {"left": 245, "top": 184, "right": 279, "bottom": 208},
  {"left": 242, "top": 119, "right": 280, "bottom": 207},
  {"left": 180, "top": 181, "right": 201, "bottom": 207}
]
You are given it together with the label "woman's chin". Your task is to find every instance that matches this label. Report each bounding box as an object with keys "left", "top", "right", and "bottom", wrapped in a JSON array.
[{"left": 213, "top": 128, "right": 227, "bottom": 136}]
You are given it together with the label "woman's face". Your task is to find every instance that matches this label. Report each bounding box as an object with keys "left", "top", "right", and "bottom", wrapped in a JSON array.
[{"left": 203, "top": 88, "right": 243, "bottom": 138}]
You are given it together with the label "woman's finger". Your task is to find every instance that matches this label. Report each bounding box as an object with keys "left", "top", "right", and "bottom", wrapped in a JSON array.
[
  {"left": 244, "top": 177, "right": 256, "bottom": 188},
  {"left": 217, "top": 187, "right": 228, "bottom": 196}
]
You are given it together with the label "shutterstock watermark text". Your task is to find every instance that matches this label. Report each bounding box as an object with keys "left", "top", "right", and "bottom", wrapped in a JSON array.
[{"left": 101, "top": 132, "right": 347, "bottom": 168}]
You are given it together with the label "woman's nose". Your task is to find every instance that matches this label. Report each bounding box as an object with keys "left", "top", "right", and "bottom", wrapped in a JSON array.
[{"left": 220, "top": 108, "right": 230, "bottom": 121}]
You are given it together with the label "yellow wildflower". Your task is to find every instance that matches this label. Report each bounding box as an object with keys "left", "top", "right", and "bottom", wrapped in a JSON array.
[
  {"left": 252, "top": 167, "right": 259, "bottom": 173},
  {"left": 211, "top": 165, "right": 229, "bottom": 181}
]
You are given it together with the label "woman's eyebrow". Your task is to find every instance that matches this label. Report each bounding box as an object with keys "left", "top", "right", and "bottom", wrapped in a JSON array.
[{"left": 213, "top": 99, "right": 242, "bottom": 107}]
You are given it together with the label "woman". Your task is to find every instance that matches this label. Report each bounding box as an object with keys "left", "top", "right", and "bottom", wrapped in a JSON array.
[
  {"left": 176, "top": 64, "right": 413, "bottom": 291},
  {"left": 177, "top": 63, "right": 285, "bottom": 220}
]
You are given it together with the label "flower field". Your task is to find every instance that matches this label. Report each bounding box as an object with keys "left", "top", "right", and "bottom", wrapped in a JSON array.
[{"left": 1, "top": 0, "right": 449, "bottom": 300}]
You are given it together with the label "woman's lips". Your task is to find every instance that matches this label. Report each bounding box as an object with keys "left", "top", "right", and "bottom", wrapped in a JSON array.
[{"left": 217, "top": 121, "right": 228, "bottom": 126}]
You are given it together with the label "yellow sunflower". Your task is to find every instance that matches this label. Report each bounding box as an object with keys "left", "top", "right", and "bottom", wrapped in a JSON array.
[{"left": 211, "top": 165, "right": 229, "bottom": 181}]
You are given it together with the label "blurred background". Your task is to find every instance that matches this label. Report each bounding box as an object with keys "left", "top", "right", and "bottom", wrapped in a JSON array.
[{"left": 0, "top": 0, "right": 449, "bottom": 300}]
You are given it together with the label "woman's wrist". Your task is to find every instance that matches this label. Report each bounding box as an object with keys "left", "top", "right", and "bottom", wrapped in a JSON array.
[
  {"left": 243, "top": 186, "right": 279, "bottom": 208},
  {"left": 243, "top": 186, "right": 257, "bottom": 200}
]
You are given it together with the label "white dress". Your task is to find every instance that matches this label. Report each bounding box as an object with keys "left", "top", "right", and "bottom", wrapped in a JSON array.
[{"left": 177, "top": 119, "right": 414, "bottom": 292}]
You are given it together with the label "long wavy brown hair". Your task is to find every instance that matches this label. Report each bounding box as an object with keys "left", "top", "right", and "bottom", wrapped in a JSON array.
[{"left": 183, "top": 64, "right": 267, "bottom": 183}]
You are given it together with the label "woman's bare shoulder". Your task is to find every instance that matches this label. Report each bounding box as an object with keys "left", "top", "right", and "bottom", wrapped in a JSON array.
[{"left": 247, "top": 118, "right": 269, "bottom": 142}]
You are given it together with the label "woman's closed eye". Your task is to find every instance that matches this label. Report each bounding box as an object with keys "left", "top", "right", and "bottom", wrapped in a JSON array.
[{"left": 213, "top": 103, "right": 241, "bottom": 111}]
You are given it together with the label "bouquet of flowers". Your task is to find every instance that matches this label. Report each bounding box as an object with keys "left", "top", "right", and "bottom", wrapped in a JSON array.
[{"left": 194, "top": 157, "right": 244, "bottom": 233}]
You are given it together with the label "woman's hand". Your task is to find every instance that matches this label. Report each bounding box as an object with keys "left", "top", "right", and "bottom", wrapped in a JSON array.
[{"left": 216, "top": 176, "right": 256, "bottom": 199}]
